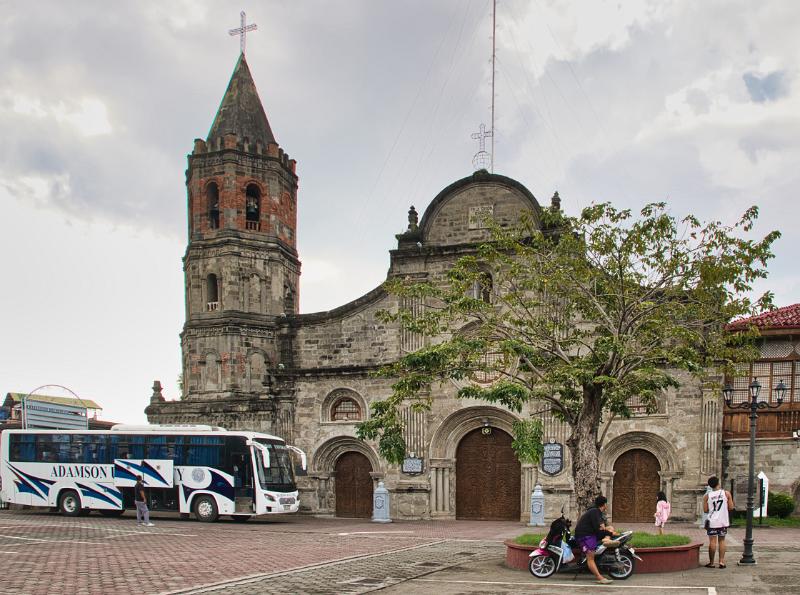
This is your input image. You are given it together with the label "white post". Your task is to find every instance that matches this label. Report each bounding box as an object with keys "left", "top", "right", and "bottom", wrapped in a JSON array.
[{"left": 529, "top": 484, "right": 545, "bottom": 526}]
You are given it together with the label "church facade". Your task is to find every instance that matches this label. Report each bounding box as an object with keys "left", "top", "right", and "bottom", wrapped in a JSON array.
[{"left": 146, "top": 54, "right": 737, "bottom": 523}]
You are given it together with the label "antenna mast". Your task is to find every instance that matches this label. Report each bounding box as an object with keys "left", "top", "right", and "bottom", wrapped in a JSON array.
[{"left": 490, "top": 0, "right": 497, "bottom": 173}]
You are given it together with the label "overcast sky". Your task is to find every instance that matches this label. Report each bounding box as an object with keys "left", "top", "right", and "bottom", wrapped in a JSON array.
[{"left": 2, "top": 0, "right": 798, "bottom": 425}]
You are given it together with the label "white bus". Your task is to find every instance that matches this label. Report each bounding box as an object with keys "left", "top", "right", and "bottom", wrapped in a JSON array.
[{"left": 0, "top": 425, "right": 306, "bottom": 522}]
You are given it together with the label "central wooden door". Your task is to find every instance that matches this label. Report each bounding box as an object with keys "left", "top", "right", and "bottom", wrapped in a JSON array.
[
  {"left": 612, "top": 449, "right": 661, "bottom": 522},
  {"left": 456, "top": 427, "right": 521, "bottom": 520},
  {"left": 335, "top": 451, "right": 373, "bottom": 518}
]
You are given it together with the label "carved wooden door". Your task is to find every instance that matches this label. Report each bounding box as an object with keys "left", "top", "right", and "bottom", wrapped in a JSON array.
[
  {"left": 335, "top": 452, "right": 373, "bottom": 518},
  {"left": 612, "top": 449, "right": 661, "bottom": 522},
  {"left": 456, "top": 428, "right": 521, "bottom": 520}
]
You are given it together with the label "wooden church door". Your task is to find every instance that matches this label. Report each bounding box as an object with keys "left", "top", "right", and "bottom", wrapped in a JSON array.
[
  {"left": 612, "top": 449, "right": 661, "bottom": 522},
  {"left": 456, "top": 427, "right": 521, "bottom": 520},
  {"left": 335, "top": 452, "right": 373, "bottom": 518}
]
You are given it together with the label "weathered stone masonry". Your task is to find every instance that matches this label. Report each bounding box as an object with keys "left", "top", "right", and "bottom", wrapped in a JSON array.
[{"left": 147, "top": 51, "right": 795, "bottom": 523}]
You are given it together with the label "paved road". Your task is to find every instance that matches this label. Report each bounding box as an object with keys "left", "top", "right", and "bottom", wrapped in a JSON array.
[{"left": 1, "top": 509, "right": 798, "bottom": 594}]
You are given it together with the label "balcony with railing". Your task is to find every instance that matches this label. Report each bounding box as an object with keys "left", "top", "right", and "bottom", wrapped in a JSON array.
[
  {"left": 723, "top": 359, "right": 800, "bottom": 439},
  {"left": 206, "top": 301, "right": 219, "bottom": 312},
  {"left": 245, "top": 220, "right": 260, "bottom": 231}
]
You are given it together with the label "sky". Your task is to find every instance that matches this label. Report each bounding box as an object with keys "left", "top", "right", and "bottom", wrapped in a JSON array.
[{"left": 1, "top": 0, "right": 799, "bottom": 425}]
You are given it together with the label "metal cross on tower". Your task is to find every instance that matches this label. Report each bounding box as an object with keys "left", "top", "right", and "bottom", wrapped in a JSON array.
[
  {"left": 229, "top": 11, "right": 257, "bottom": 54},
  {"left": 471, "top": 123, "right": 493, "bottom": 171}
]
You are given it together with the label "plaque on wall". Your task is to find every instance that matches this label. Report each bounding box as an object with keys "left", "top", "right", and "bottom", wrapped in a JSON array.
[
  {"left": 402, "top": 457, "right": 424, "bottom": 475},
  {"left": 541, "top": 440, "right": 564, "bottom": 476},
  {"left": 468, "top": 205, "right": 494, "bottom": 229}
]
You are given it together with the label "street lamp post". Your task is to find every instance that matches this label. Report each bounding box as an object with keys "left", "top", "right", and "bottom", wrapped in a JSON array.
[{"left": 723, "top": 377, "right": 787, "bottom": 565}]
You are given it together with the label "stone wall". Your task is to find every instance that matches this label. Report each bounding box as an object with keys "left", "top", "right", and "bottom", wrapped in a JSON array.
[{"left": 723, "top": 438, "right": 800, "bottom": 511}]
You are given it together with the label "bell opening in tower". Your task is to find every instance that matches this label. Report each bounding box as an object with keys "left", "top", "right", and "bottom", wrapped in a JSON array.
[{"left": 246, "top": 184, "right": 261, "bottom": 231}]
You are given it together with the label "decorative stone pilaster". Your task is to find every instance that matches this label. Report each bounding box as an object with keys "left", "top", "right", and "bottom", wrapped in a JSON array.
[{"left": 429, "top": 458, "right": 454, "bottom": 518}]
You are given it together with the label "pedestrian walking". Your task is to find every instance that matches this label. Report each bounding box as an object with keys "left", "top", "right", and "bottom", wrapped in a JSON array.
[
  {"left": 135, "top": 476, "right": 154, "bottom": 527},
  {"left": 703, "top": 476, "right": 733, "bottom": 568},
  {"left": 654, "top": 491, "right": 671, "bottom": 535}
]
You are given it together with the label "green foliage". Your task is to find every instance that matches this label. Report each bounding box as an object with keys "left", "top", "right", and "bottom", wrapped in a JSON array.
[
  {"left": 358, "top": 201, "right": 780, "bottom": 500},
  {"left": 511, "top": 419, "right": 544, "bottom": 464},
  {"left": 768, "top": 491, "right": 796, "bottom": 518},
  {"left": 514, "top": 533, "right": 546, "bottom": 546},
  {"left": 730, "top": 514, "right": 800, "bottom": 527},
  {"left": 628, "top": 532, "right": 691, "bottom": 548},
  {"left": 514, "top": 531, "right": 690, "bottom": 548}
]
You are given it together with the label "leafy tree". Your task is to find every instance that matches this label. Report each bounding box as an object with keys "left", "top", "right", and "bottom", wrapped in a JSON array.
[{"left": 357, "top": 202, "right": 779, "bottom": 512}]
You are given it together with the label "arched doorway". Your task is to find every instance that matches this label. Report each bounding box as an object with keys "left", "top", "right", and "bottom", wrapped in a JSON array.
[
  {"left": 613, "top": 449, "right": 661, "bottom": 522},
  {"left": 456, "top": 427, "right": 520, "bottom": 520},
  {"left": 335, "top": 451, "right": 373, "bottom": 518}
]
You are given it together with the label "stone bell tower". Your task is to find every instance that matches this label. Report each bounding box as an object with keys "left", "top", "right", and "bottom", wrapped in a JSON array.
[{"left": 147, "top": 53, "right": 299, "bottom": 434}]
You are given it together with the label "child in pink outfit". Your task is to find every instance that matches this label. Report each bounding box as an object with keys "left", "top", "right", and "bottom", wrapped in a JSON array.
[{"left": 654, "top": 491, "right": 671, "bottom": 535}]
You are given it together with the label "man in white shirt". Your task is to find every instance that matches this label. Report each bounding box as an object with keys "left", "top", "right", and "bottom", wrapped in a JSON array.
[{"left": 702, "top": 475, "right": 734, "bottom": 568}]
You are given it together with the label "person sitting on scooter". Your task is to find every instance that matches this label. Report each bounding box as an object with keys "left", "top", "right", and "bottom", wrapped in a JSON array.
[
  {"left": 574, "top": 495, "right": 613, "bottom": 585},
  {"left": 598, "top": 522, "right": 621, "bottom": 547}
]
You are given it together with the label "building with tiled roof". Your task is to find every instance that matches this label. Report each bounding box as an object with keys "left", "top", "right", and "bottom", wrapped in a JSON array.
[{"left": 727, "top": 303, "right": 800, "bottom": 332}]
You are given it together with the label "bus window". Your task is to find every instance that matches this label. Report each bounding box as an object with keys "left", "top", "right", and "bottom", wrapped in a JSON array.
[
  {"left": 10, "top": 434, "right": 36, "bottom": 462},
  {"left": 167, "top": 435, "right": 183, "bottom": 464},
  {"left": 147, "top": 436, "right": 167, "bottom": 459},
  {"left": 109, "top": 435, "right": 131, "bottom": 459},
  {"left": 82, "top": 435, "right": 108, "bottom": 463},
  {"left": 130, "top": 436, "right": 145, "bottom": 459},
  {"left": 36, "top": 434, "right": 71, "bottom": 463},
  {"left": 185, "top": 436, "right": 222, "bottom": 467}
]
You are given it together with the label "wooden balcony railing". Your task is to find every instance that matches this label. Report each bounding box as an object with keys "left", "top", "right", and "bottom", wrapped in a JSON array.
[{"left": 723, "top": 403, "right": 800, "bottom": 439}]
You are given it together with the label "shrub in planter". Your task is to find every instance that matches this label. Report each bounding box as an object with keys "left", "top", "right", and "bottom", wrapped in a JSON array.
[{"left": 768, "top": 491, "right": 795, "bottom": 518}]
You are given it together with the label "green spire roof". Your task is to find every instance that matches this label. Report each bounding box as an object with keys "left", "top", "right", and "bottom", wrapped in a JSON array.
[{"left": 207, "top": 53, "right": 276, "bottom": 146}]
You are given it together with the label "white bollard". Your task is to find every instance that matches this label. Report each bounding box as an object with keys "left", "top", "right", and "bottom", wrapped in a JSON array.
[
  {"left": 529, "top": 484, "right": 545, "bottom": 526},
  {"left": 372, "top": 481, "right": 392, "bottom": 523}
]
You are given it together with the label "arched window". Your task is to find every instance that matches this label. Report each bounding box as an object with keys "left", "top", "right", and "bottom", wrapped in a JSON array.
[
  {"left": 206, "top": 274, "right": 219, "bottom": 311},
  {"left": 467, "top": 272, "right": 493, "bottom": 303},
  {"left": 245, "top": 184, "right": 260, "bottom": 230},
  {"left": 331, "top": 397, "right": 362, "bottom": 421},
  {"left": 207, "top": 183, "right": 220, "bottom": 229},
  {"left": 284, "top": 283, "right": 295, "bottom": 314}
]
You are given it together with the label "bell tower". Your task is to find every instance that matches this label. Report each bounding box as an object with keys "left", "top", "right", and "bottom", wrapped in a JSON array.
[{"left": 171, "top": 53, "right": 300, "bottom": 427}]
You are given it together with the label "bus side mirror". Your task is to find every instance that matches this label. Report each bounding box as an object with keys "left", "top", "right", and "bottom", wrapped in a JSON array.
[{"left": 287, "top": 445, "right": 307, "bottom": 471}]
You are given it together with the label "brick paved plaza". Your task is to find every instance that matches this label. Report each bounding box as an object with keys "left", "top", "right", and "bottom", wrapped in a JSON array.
[{"left": 1, "top": 509, "right": 799, "bottom": 594}]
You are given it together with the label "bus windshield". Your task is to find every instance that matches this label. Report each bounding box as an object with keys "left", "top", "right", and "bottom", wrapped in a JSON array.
[{"left": 253, "top": 440, "right": 295, "bottom": 492}]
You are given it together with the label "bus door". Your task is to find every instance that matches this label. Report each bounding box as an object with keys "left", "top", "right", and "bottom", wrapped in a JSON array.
[{"left": 228, "top": 442, "right": 254, "bottom": 513}]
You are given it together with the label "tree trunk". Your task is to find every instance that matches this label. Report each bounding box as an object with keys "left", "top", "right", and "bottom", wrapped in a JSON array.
[{"left": 567, "top": 387, "right": 603, "bottom": 516}]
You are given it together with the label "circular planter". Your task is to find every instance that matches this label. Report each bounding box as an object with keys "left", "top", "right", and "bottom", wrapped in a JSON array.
[{"left": 505, "top": 540, "right": 702, "bottom": 573}]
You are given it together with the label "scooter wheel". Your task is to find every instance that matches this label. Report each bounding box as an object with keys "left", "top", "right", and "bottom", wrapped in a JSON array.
[
  {"left": 608, "top": 550, "right": 635, "bottom": 579},
  {"left": 528, "top": 554, "right": 557, "bottom": 578}
]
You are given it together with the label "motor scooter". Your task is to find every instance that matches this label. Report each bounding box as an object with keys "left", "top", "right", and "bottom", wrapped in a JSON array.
[{"left": 528, "top": 513, "right": 641, "bottom": 580}]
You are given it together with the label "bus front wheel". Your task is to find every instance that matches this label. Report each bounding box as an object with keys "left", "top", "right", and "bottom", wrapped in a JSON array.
[
  {"left": 58, "top": 490, "right": 82, "bottom": 517},
  {"left": 193, "top": 495, "right": 219, "bottom": 522}
]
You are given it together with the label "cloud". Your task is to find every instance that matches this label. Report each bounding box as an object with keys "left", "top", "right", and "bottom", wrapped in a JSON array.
[{"left": 743, "top": 70, "right": 790, "bottom": 103}]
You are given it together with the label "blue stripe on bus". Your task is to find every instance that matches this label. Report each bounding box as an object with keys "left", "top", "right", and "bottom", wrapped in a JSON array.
[
  {"left": 76, "top": 483, "right": 120, "bottom": 508},
  {"left": 181, "top": 469, "right": 234, "bottom": 503},
  {"left": 113, "top": 464, "right": 138, "bottom": 482},
  {"left": 7, "top": 464, "right": 54, "bottom": 500},
  {"left": 117, "top": 461, "right": 169, "bottom": 486}
]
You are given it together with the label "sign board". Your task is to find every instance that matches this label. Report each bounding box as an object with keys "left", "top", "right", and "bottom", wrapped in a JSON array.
[
  {"left": 541, "top": 441, "right": 564, "bottom": 476},
  {"left": 757, "top": 471, "right": 769, "bottom": 518},
  {"left": 402, "top": 457, "right": 424, "bottom": 475},
  {"left": 22, "top": 397, "right": 88, "bottom": 430}
]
